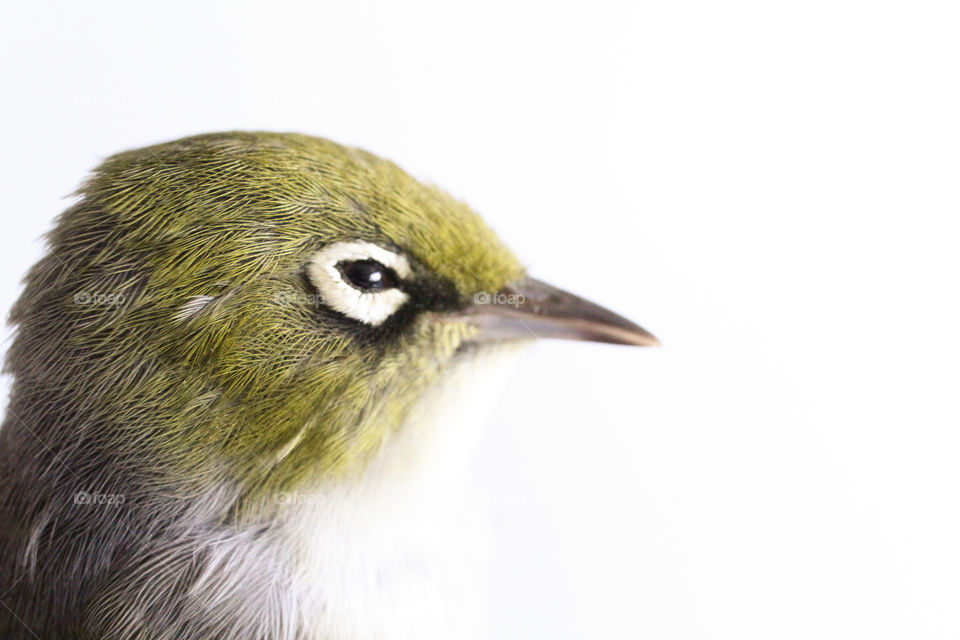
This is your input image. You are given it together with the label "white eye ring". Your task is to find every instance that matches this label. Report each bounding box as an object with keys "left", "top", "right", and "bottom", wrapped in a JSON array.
[{"left": 306, "top": 241, "right": 411, "bottom": 326}]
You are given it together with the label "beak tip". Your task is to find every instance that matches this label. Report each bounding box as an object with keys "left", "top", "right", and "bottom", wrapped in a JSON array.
[
  {"left": 612, "top": 327, "right": 661, "bottom": 347},
  {"left": 640, "top": 335, "right": 662, "bottom": 348}
]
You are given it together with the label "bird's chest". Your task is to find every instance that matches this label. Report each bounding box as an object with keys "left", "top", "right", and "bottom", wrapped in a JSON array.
[
  {"left": 288, "top": 483, "right": 487, "bottom": 640},
  {"left": 284, "top": 348, "right": 519, "bottom": 639}
]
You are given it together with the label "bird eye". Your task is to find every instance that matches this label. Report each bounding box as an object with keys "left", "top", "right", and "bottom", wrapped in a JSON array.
[
  {"left": 305, "top": 241, "right": 412, "bottom": 326},
  {"left": 338, "top": 259, "right": 400, "bottom": 292}
]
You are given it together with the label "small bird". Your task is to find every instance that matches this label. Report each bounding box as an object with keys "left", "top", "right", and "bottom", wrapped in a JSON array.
[{"left": 0, "top": 132, "right": 657, "bottom": 640}]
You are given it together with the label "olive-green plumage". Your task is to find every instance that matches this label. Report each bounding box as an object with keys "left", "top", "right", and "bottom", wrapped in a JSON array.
[{"left": 11, "top": 132, "right": 522, "bottom": 501}]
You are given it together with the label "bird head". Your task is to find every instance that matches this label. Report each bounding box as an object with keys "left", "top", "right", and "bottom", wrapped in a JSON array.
[{"left": 7, "top": 132, "right": 656, "bottom": 509}]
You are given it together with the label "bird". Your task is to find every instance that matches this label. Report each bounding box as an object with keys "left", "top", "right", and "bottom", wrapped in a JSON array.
[{"left": 0, "top": 131, "right": 657, "bottom": 640}]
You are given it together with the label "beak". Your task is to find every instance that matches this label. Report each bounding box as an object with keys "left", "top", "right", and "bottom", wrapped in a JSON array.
[{"left": 457, "top": 276, "right": 659, "bottom": 347}]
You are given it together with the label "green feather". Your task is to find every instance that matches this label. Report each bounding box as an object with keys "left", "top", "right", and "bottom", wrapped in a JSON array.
[{"left": 7, "top": 131, "right": 524, "bottom": 512}]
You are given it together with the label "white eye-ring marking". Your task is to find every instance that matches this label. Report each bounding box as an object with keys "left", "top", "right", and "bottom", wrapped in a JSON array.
[{"left": 306, "top": 241, "right": 412, "bottom": 326}]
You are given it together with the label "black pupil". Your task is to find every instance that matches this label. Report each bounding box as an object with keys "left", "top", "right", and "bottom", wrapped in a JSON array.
[{"left": 340, "top": 259, "right": 398, "bottom": 292}]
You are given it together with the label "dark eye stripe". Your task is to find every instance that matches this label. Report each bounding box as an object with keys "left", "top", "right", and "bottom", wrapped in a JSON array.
[{"left": 337, "top": 259, "right": 400, "bottom": 292}]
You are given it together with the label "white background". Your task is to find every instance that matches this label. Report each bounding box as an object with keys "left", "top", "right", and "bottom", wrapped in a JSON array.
[{"left": 2, "top": 2, "right": 959, "bottom": 638}]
